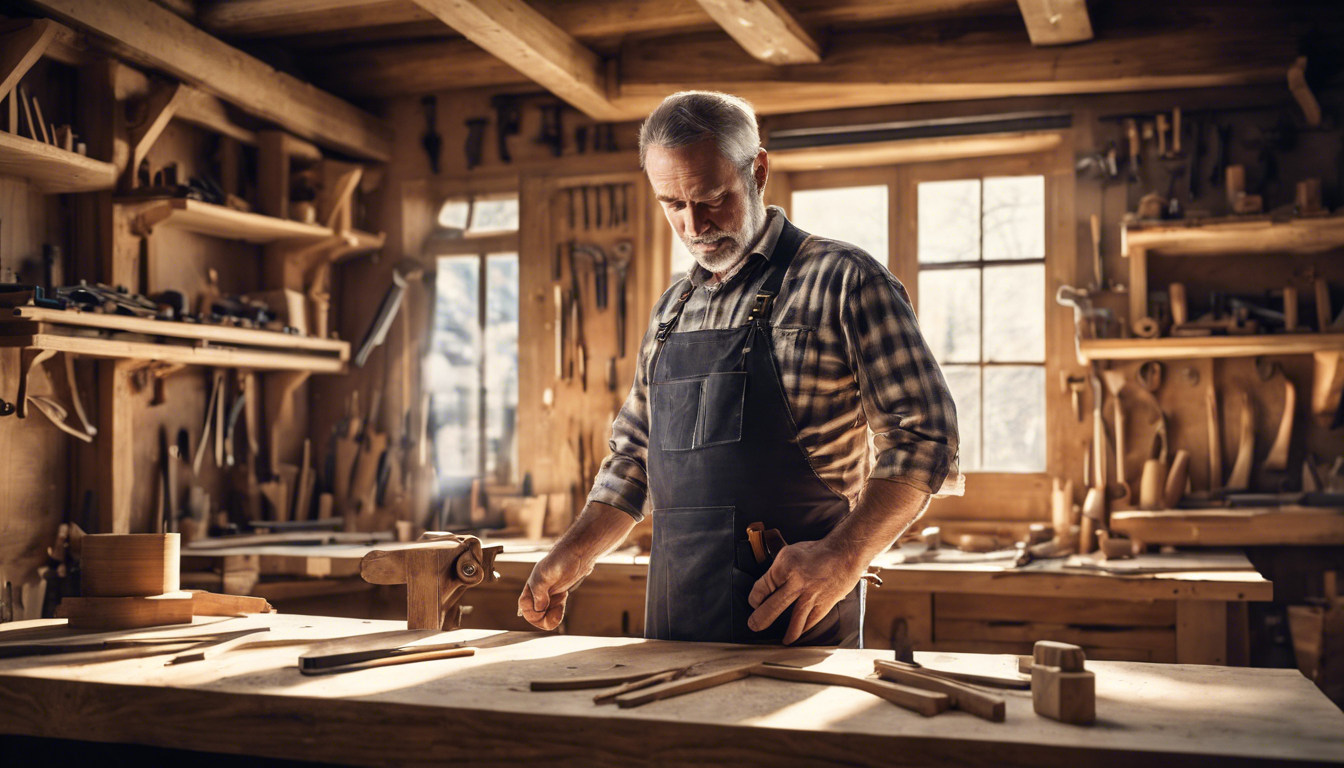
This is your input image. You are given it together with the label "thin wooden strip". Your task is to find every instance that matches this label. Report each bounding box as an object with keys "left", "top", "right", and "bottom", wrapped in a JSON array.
[
  {"left": 751, "top": 665, "right": 950, "bottom": 717},
  {"left": 531, "top": 667, "right": 680, "bottom": 692},
  {"left": 874, "top": 658, "right": 1031, "bottom": 690},
  {"left": 593, "top": 670, "right": 682, "bottom": 704},
  {"left": 872, "top": 661, "right": 1006, "bottom": 722},
  {"left": 615, "top": 664, "right": 757, "bottom": 708},
  {"left": 299, "top": 646, "right": 476, "bottom": 676}
]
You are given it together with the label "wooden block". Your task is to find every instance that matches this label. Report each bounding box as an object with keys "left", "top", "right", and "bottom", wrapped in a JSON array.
[
  {"left": 185, "top": 590, "right": 275, "bottom": 616},
  {"left": 1032, "top": 665, "right": 1096, "bottom": 725},
  {"left": 1034, "top": 640, "right": 1086, "bottom": 672},
  {"left": 82, "top": 533, "right": 180, "bottom": 597},
  {"left": 55, "top": 593, "right": 194, "bottom": 630}
]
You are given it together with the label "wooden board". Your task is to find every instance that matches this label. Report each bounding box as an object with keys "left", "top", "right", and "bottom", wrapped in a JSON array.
[
  {"left": 1111, "top": 509, "right": 1344, "bottom": 546},
  {"left": 0, "top": 614, "right": 1342, "bottom": 766},
  {"left": 0, "top": 129, "right": 117, "bottom": 193},
  {"left": 136, "top": 198, "right": 335, "bottom": 244},
  {"left": 0, "top": 333, "right": 347, "bottom": 373}
]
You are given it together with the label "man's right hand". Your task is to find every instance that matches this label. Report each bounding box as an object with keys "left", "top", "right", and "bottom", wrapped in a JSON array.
[{"left": 518, "top": 547, "right": 591, "bottom": 631}]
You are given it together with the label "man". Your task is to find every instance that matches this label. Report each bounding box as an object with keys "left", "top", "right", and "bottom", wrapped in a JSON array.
[{"left": 519, "top": 91, "right": 962, "bottom": 647}]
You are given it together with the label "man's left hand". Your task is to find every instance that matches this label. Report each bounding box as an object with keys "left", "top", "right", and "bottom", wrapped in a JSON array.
[{"left": 747, "top": 539, "right": 865, "bottom": 645}]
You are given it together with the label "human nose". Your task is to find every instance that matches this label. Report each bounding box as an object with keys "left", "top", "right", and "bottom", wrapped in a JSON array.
[{"left": 685, "top": 205, "right": 711, "bottom": 236}]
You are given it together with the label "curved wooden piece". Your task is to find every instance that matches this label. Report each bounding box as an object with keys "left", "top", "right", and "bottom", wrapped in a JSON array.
[
  {"left": 16, "top": 348, "right": 56, "bottom": 418},
  {"left": 750, "top": 665, "right": 951, "bottom": 717},
  {"left": 1264, "top": 377, "right": 1295, "bottom": 471},
  {"left": 1226, "top": 391, "right": 1255, "bottom": 491}
]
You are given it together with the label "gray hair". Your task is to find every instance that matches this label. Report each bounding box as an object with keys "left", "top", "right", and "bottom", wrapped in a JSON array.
[{"left": 638, "top": 91, "right": 761, "bottom": 174}]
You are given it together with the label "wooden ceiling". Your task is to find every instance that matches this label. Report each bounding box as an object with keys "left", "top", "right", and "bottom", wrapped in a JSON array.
[{"left": 83, "top": 1, "right": 1344, "bottom": 123}]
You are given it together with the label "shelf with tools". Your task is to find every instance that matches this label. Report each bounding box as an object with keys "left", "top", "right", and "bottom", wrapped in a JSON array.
[
  {"left": 0, "top": 305, "right": 349, "bottom": 373},
  {"left": 0, "top": 129, "right": 117, "bottom": 193},
  {"left": 127, "top": 198, "right": 336, "bottom": 244}
]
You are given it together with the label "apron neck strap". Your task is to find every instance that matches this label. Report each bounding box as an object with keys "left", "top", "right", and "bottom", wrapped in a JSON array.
[{"left": 746, "top": 219, "right": 807, "bottom": 326}]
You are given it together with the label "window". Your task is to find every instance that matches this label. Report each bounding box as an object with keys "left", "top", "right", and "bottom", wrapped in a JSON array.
[
  {"left": 791, "top": 185, "right": 889, "bottom": 263},
  {"left": 425, "top": 195, "right": 519, "bottom": 484},
  {"left": 915, "top": 175, "right": 1046, "bottom": 472}
]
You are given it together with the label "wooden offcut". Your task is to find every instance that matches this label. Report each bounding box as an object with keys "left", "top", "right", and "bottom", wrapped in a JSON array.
[{"left": 55, "top": 593, "right": 195, "bottom": 630}]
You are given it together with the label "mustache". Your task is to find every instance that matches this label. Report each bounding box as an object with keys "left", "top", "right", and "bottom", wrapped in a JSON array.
[{"left": 685, "top": 230, "right": 740, "bottom": 245}]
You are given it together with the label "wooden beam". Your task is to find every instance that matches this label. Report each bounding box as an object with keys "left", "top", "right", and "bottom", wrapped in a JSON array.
[
  {"left": 0, "top": 19, "right": 57, "bottom": 102},
  {"left": 1016, "top": 0, "right": 1092, "bottom": 46},
  {"left": 200, "top": 0, "right": 1013, "bottom": 40},
  {"left": 611, "top": 22, "right": 1298, "bottom": 119},
  {"left": 407, "top": 0, "right": 621, "bottom": 120},
  {"left": 693, "top": 0, "right": 821, "bottom": 64},
  {"left": 768, "top": 131, "right": 1063, "bottom": 172},
  {"left": 124, "top": 80, "right": 186, "bottom": 190},
  {"left": 25, "top": 0, "right": 392, "bottom": 160},
  {"left": 314, "top": 39, "right": 529, "bottom": 98}
]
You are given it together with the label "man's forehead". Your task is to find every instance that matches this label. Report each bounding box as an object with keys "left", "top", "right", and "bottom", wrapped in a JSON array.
[{"left": 645, "top": 144, "right": 735, "bottom": 200}]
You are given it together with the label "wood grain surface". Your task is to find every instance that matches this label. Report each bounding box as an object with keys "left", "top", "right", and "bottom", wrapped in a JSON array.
[{"left": 0, "top": 614, "right": 1341, "bottom": 767}]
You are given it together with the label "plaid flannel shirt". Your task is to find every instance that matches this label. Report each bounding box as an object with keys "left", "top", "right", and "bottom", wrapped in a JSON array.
[{"left": 590, "top": 207, "right": 964, "bottom": 520}]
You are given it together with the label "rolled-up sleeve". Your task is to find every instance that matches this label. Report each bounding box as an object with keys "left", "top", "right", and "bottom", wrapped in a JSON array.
[
  {"left": 587, "top": 317, "right": 658, "bottom": 520},
  {"left": 842, "top": 273, "right": 964, "bottom": 497}
]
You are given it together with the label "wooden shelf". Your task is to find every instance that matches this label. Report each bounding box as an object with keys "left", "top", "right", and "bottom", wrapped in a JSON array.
[
  {"left": 1111, "top": 507, "right": 1344, "bottom": 546},
  {"left": 0, "top": 131, "right": 117, "bottom": 193},
  {"left": 1123, "top": 215, "right": 1344, "bottom": 256},
  {"left": 0, "top": 306, "right": 348, "bottom": 373},
  {"left": 132, "top": 198, "right": 335, "bottom": 243},
  {"left": 1078, "top": 333, "right": 1344, "bottom": 362}
]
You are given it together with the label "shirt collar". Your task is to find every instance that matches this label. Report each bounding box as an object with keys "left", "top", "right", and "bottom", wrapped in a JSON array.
[{"left": 686, "top": 206, "right": 786, "bottom": 289}]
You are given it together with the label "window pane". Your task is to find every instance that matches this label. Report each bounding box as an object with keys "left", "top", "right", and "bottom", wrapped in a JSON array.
[
  {"left": 791, "top": 185, "right": 888, "bottom": 263},
  {"left": 941, "top": 364, "right": 981, "bottom": 472},
  {"left": 485, "top": 254, "right": 519, "bottom": 482},
  {"left": 982, "top": 176, "right": 1044, "bottom": 261},
  {"left": 437, "top": 200, "right": 470, "bottom": 230},
  {"left": 983, "top": 263, "right": 1045, "bottom": 363},
  {"left": 428, "top": 257, "right": 480, "bottom": 478},
  {"left": 469, "top": 197, "right": 519, "bottom": 234},
  {"left": 670, "top": 231, "right": 695, "bottom": 284},
  {"left": 918, "top": 179, "right": 980, "bottom": 264},
  {"left": 917, "top": 267, "right": 980, "bottom": 364},
  {"left": 982, "top": 365, "right": 1045, "bottom": 472}
]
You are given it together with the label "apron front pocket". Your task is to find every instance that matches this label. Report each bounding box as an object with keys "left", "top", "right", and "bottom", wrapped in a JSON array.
[
  {"left": 653, "top": 372, "right": 746, "bottom": 452},
  {"left": 649, "top": 506, "right": 736, "bottom": 642}
]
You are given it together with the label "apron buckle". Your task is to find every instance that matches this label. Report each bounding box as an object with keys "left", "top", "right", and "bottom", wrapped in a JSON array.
[{"left": 747, "top": 292, "right": 776, "bottom": 323}]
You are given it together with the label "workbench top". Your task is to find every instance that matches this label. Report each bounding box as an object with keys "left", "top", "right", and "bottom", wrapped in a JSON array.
[{"left": 1, "top": 613, "right": 1338, "bottom": 767}]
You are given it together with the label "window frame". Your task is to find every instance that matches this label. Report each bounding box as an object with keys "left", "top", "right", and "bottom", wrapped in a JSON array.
[
  {"left": 426, "top": 229, "right": 521, "bottom": 485},
  {"left": 781, "top": 147, "right": 1074, "bottom": 519}
]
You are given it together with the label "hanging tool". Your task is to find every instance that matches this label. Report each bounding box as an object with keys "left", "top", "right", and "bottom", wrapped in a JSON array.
[
  {"left": 581, "top": 185, "right": 590, "bottom": 230},
  {"left": 555, "top": 284, "right": 566, "bottom": 381},
  {"left": 1100, "top": 370, "right": 1131, "bottom": 504},
  {"left": 464, "top": 117, "right": 487, "bottom": 170},
  {"left": 537, "top": 103, "right": 563, "bottom": 157},
  {"left": 1123, "top": 118, "right": 1141, "bottom": 182},
  {"left": 489, "top": 94, "right": 521, "bottom": 163},
  {"left": 420, "top": 95, "right": 442, "bottom": 174},
  {"left": 612, "top": 240, "right": 633, "bottom": 358},
  {"left": 593, "top": 185, "right": 602, "bottom": 229},
  {"left": 1089, "top": 213, "right": 1103, "bottom": 291},
  {"left": 569, "top": 246, "right": 588, "bottom": 390},
  {"left": 574, "top": 125, "right": 588, "bottom": 153},
  {"left": 567, "top": 188, "right": 577, "bottom": 231},
  {"left": 1210, "top": 124, "right": 1232, "bottom": 188}
]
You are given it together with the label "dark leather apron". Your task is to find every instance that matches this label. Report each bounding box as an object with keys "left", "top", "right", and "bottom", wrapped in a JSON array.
[{"left": 644, "top": 219, "right": 863, "bottom": 647}]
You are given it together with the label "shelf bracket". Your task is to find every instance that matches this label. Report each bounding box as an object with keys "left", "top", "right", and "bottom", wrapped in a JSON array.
[
  {"left": 0, "top": 19, "right": 57, "bottom": 106},
  {"left": 123, "top": 79, "right": 186, "bottom": 191},
  {"left": 16, "top": 347, "right": 56, "bottom": 418}
]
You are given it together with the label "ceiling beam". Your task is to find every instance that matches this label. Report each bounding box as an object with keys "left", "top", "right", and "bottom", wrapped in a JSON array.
[
  {"left": 693, "top": 0, "right": 821, "bottom": 64},
  {"left": 199, "top": 0, "right": 1013, "bottom": 41},
  {"left": 314, "top": 38, "right": 529, "bottom": 97},
  {"left": 608, "top": 22, "right": 1300, "bottom": 119},
  {"left": 1015, "top": 0, "right": 1092, "bottom": 46},
  {"left": 26, "top": 0, "right": 393, "bottom": 160},
  {"left": 406, "top": 0, "right": 621, "bottom": 120}
]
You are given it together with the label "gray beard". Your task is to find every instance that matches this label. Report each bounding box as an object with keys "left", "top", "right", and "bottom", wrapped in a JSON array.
[{"left": 682, "top": 192, "right": 768, "bottom": 276}]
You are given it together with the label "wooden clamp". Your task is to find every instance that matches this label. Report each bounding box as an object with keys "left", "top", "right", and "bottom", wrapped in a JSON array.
[{"left": 360, "top": 532, "right": 502, "bottom": 631}]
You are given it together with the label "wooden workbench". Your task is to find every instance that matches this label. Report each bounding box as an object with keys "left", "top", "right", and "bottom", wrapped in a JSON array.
[
  {"left": 181, "top": 541, "right": 1272, "bottom": 666},
  {"left": 0, "top": 614, "right": 1340, "bottom": 767}
]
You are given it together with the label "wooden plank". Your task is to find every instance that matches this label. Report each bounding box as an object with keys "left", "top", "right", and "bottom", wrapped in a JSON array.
[
  {"left": 4, "top": 615, "right": 1343, "bottom": 765},
  {"left": 1176, "top": 600, "right": 1227, "bottom": 665},
  {"left": 135, "top": 198, "right": 335, "bottom": 244},
  {"left": 769, "top": 132, "right": 1063, "bottom": 172},
  {"left": 1110, "top": 509, "right": 1344, "bottom": 546},
  {"left": 10, "top": 306, "right": 350, "bottom": 355},
  {"left": 199, "top": 0, "right": 1011, "bottom": 40},
  {"left": 25, "top": 0, "right": 392, "bottom": 160},
  {"left": 1123, "top": 216, "right": 1344, "bottom": 256},
  {"left": 0, "top": 334, "right": 347, "bottom": 373},
  {"left": 0, "top": 130, "right": 117, "bottom": 193},
  {"left": 934, "top": 619, "right": 1176, "bottom": 653},
  {"left": 1079, "top": 334, "right": 1344, "bottom": 363},
  {"left": 693, "top": 0, "right": 821, "bottom": 64},
  {"left": 1015, "top": 0, "right": 1091, "bottom": 46},
  {"left": 0, "top": 19, "right": 57, "bottom": 102},
  {"left": 613, "top": 22, "right": 1297, "bottom": 119},
  {"left": 408, "top": 0, "right": 621, "bottom": 120}
]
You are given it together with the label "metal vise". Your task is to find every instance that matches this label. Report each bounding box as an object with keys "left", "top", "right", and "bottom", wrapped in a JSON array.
[{"left": 360, "top": 532, "right": 502, "bottom": 631}]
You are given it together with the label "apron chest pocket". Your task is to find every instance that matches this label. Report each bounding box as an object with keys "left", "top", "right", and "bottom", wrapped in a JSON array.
[{"left": 654, "top": 371, "right": 746, "bottom": 451}]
